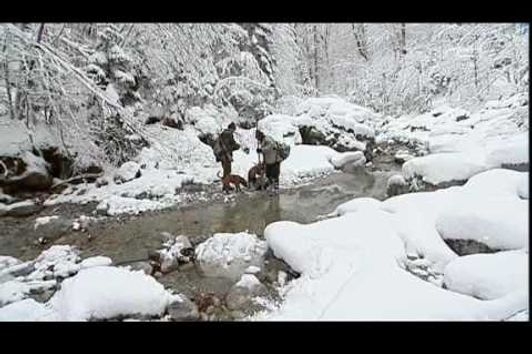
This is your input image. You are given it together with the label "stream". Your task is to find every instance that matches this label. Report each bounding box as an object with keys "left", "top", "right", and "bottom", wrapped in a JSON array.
[{"left": 0, "top": 158, "right": 401, "bottom": 320}]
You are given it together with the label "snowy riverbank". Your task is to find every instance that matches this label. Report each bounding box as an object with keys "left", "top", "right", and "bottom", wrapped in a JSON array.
[{"left": 255, "top": 169, "right": 528, "bottom": 320}]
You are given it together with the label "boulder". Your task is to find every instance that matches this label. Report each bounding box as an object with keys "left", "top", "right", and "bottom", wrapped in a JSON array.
[
  {"left": 127, "top": 261, "right": 153, "bottom": 276},
  {"left": 145, "top": 116, "right": 162, "bottom": 125},
  {"left": 0, "top": 153, "right": 52, "bottom": 193},
  {"left": 195, "top": 232, "right": 268, "bottom": 280},
  {"left": 0, "top": 261, "right": 35, "bottom": 279},
  {"left": 96, "top": 201, "right": 110, "bottom": 216},
  {"left": 80, "top": 256, "right": 113, "bottom": 269},
  {"left": 194, "top": 292, "right": 222, "bottom": 315},
  {"left": 0, "top": 256, "right": 22, "bottom": 272},
  {"left": 79, "top": 164, "right": 103, "bottom": 175},
  {"left": 113, "top": 161, "right": 141, "bottom": 184},
  {"left": 34, "top": 216, "right": 73, "bottom": 241},
  {"left": 394, "top": 150, "right": 415, "bottom": 164},
  {"left": 95, "top": 177, "right": 109, "bottom": 188},
  {"left": 72, "top": 215, "right": 91, "bottom": 232},
  {"left": 39, "top": 147, "right": 74, "bottom": 179},
  {"left": 225, "top": 274, "right": 268, "bottom": 311},
  {"left": 386, "top": 174, "right": 409, "bottom": 197},
  {"left": 299, "top": 125, "right": 327, "bottom": 145},
  {"left": 443, "top": 239, "right": 499, "bottom": 256},
  {"left": 162, "top": 117, "right": 183, "bottom": 130},
  {"left": 167, "top": 295, "right": 200, "bottom": 321},
  {"left": 330, "top": 151, "right": 366, "bottom": 170},
  {"left": 157, "top": 235, "right": 194, "bottom": 273}
]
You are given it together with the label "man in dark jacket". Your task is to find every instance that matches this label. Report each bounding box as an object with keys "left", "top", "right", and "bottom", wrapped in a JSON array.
[{"left": 217, "top": 122, "right": 240, "bottom": 179}]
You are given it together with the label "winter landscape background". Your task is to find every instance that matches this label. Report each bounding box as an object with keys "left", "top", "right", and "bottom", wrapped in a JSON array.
[{"left": 0, "top": 23, "right": 529, "bottom": 321}]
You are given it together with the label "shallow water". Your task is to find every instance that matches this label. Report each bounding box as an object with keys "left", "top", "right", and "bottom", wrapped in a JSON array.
[
  {"left": 56, "top": 167, "right": 397, "bottom": 262},
  {"left": 0, "top": 160, "right": 401, "bottom": 317}
]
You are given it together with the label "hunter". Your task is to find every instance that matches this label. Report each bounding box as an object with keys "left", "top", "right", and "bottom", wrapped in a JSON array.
[
  {"left": 255, "top": 130, "right": 290, "bottom": 194},
  {"left": 213, "top": 122, "right": 241, "bottom": 180}
]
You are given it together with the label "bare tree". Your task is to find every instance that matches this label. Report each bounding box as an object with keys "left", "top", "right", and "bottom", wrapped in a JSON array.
[{"left": 352, "top": 23, "right": 369, "bottom": 61}]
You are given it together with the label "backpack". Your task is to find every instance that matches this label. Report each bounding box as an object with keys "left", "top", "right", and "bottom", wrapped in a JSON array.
[
  {"left": 276, "top": 141, "right": 291, "bottom": 161},
  {"left": 212, "top": 135, "right": 223, "bottom": 162}
]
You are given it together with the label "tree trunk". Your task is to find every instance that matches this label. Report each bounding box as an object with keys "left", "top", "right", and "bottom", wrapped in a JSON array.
[
  {"left": 352, "top": 24, "right": 369, "bottom": 61},
  {"left": 472, "top": 50, "right": 479, "bottom": 88},
  {"left": 400, "top": 23, "right": 407, "bottom": 55},
  {"left": 323, "top": 24, "right": 330, "bottom": 65},
  {"left": 313, "top": 24, "right": 320, "bottom": 90},
  {"left": 36, "top": 23, "right": 45, "bottom": 43}
]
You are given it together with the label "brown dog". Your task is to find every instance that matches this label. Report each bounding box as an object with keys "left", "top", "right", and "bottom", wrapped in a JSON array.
[
  {"left": 248, "top": 162, "right": 266, "bottom": 190},
  {"left": 217, "top": 171, "right": 248, "bottom": 192}
]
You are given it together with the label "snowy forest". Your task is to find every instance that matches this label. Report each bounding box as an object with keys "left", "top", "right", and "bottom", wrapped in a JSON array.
[{"left": 0, "top": 23, "right": 529, "bottom": 321}]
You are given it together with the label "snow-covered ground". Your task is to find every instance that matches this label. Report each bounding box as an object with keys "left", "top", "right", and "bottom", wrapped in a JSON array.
[{"left": 255, "top": 168, "right": 528, "bottom": 320}]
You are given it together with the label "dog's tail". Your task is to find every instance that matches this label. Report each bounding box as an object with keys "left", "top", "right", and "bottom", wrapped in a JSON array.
[{"left": 216, "top": 171, "right": 223, "bottom": 179}]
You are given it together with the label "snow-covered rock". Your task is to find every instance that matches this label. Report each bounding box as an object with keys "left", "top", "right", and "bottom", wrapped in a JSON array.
[
  {"left": 0, "top": 256, "right": 22, "bottom": 272},
  {"left": 381, "top": 100, "right": 528, "bottom": 190},
  {"left": 0, "top": 278, "right": 56, "bottom": 307},
  {"left": 435, "top": 199, "right": 528, "bottom": 251},
  {"left": 113, "top": 161, "right": 141, "bottom": 184},
  {"left": 195, "top": 232, "right": 268, "bottom": 280},
  {"left": 0, "top": 298, "right": 58, "bottom": 321},
  {"left": 280, "top": 145, "right": 339, "bottom": 185},
  {"left": 245, "top": 265, "right": 261, "bottom": 274},
  {"left": 394, "top": 150, "right": 415, "bottom": 164},
  {"left": 254, "top": 169, "right": 528, "bottom": 320},
  {"left": 225, "top": 274, "right": 267, "bottom": 311},
  {"left": 484, "top": 132, "right": 529, "bottom": 169},
  {"left": 403, "top": 151, "right": 489, "bottom": 186},
  {"left": 72, "top": 215, "right": 91, "bottom": 232},
  {"left": 461, "top": 168, "right": 528, "bottom": 201},
  {"left": 49, "top": 266, "right": 178, "bottom": 321},
  {"left": 80, "top": 256, "right": 113, "bottom": 269},
  {"left": 329, "top": 151, "right": 365, "bottom": 169},
  {"left": 443, "top": 250, "right": 528, "bottom": 300},
  {"left": 0, "top": 152, "right": 53, "bottom": 193},
  {"left": 0, "top": 261, "right": 34, "bottom": 280},
  {"left": 386, "top": 174, "right": 408, "bottom": 197},
  {"left": 258, "top": 96, "right": 378, "bottom": 154},
  {"left": 26, "top": 245, "right": 81, "bottom": 281},
  {"left": 296, "top": 97, "right": 378, "bottom": 139},
  {"left": 33, "top": 215, "right": 72, "bottom": 241},
  {"left": 0, "top": 280, "right": 31, "bottom": 307},
  {"left": 257, "top": 114, "right": 302, "bottom": 146},
  {"left": 157, "top": 235, "right": 194, "bottom": 273},
  {"left": 167, "top": 295, "right": 199, "bottom": 321},
  {"left": 326, "top": 197, "right": 382, "bottom": 218},
  {"left": 34, "top": 215, "right": 60, "bottom": 230}
]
